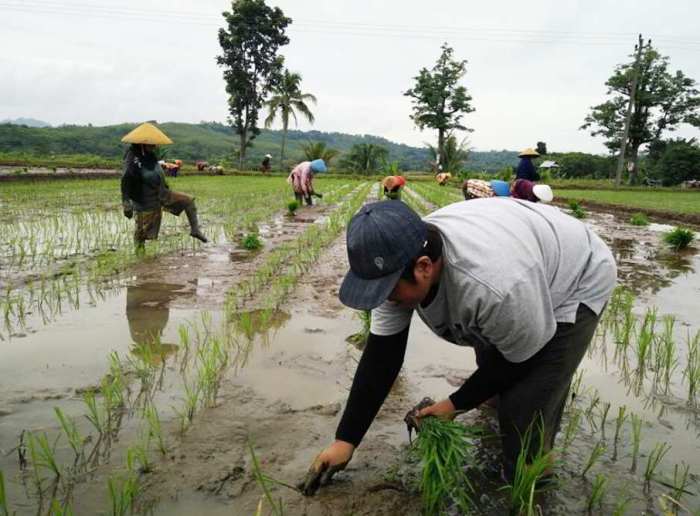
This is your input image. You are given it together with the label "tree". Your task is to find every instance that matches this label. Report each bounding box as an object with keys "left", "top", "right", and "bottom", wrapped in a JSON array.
[
  {"left": 647, "top": 138, "right": 700, "bottom": 185},
  {"left": 404, "top": 43, "right": 475, "bottom": 170},
  {"left": 536, "top": 141, "right": 547, "bottom": 155},
  {"left": 581, "top": 42, "right": 700, "bottom": 184},
  {"left": 427, "top": 134, "right": 470, "bottom": 173},
  {"left": 340, "top": 143, "right": 389, "bottom": 174},
  {"left": 264, "top": 70, "right": 317, "bottom": 164},
  {"left": 217, "top": 0, "right": 291, "bottom": 168},
  {"left": 301, "top": 141, "right": 340, "bottom": 165}
]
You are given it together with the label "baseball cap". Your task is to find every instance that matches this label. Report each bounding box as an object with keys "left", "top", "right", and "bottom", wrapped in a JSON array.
[
  {"left": 533, "top": 184, "right": 554, "bottom": 203},
  {"left": 339, "top": 201, "right": 427, "bottom": 310}
]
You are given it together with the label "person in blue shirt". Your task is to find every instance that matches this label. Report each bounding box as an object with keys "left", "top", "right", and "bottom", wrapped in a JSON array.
[{"left": 516, "top": 148, "right": 540, "bottom": 181}]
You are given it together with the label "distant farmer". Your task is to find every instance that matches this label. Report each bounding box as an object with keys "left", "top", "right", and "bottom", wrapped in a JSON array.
[
  {"left": 298, "top": 200, "right": 616, "bottom": 495},
  {"left": 261, "top": 154, "right": 272, "bottom": 174},
  {"left": 382, "top": 175, "right": 406, "bottom": 200},
  {"left": 462, "top": 178, "right": 553, "bottom": 203},
  {"left": 516, "top": 148, "right": 540, "bottom": 181},
  {"left": 511, "top": 179, "right": 554, "bottom": 203},
  {"left": 435, "top": 172, "right": 452, "bottom": 186},
  {"left": 120, "top": 122, "right": 208, "bottom": 252},
  {"left": 288, "top": 159, "right": 327, "bottom": 206}
]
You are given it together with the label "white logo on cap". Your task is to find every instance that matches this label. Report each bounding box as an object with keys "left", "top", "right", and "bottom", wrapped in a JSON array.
[{"left": 374, "top": 256, "right": 384, "bottom": 270}]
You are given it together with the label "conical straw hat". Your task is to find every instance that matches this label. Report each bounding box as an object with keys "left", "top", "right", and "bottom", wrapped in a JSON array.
[
  {"left": 121, "top": 122, "right": 173, "bottom": 145},
  {"left": 518, "top": 148, "right": 539, "bottom": 158}
]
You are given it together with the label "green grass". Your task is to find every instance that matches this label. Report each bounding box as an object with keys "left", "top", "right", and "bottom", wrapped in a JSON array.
[
  {"left": 663, "top": 227, "right": 695, "bottom": 250},
  {"left": 629, "top": 212, "right": 650, "bottom": 226},
  {"left": 557, "top": 189, "right": 700, "bottom": 215}
]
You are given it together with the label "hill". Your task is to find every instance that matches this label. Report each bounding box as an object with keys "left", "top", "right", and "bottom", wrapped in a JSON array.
[
  {"left": 0, "top": 121, "right": 519, "bottom": 171},
  {"left": 1, "top": 117, "right": 52, "bottom": 128}
]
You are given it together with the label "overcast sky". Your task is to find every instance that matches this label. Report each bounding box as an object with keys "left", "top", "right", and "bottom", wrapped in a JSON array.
[{"left": 2, "top": 0, "right": 700, "bottom": 153}]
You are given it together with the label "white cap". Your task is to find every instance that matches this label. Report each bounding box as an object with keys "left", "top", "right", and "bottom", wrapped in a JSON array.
[
  {"left": 533, "top": 184, "right": 553, "bottom": 203},
  {"left": 265, "top": 154, "right": 272, "bottom": 159}
]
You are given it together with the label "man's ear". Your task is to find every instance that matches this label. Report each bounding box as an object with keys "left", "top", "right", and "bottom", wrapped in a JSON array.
[{"left": 414, "top": 256, "right": 432, "bottom": 279}]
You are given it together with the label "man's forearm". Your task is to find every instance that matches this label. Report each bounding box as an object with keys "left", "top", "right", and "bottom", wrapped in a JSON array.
[
  {"left": 335, "top": 327, "right": 409, "bottom": 446},
  {"left": 449, "top": 344, "right": 535, "bottom": 411}
]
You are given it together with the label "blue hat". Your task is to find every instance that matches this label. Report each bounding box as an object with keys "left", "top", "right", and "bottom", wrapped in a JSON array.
[
  {"left": 310, "top": 159, "right": 327, "bottom": 173},
  {"left": 339, "top": 201, "right": 427, "bottom": 310},
  {"left": 490, "top": 180, "right": 511, "bottom": 197}
]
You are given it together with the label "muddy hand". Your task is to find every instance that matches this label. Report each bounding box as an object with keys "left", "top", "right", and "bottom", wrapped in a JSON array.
[
  {"left": 297, "top": 441, "right": 354, "bottom": 496},
  {"left": 404, "top": 396, "right": 436, "bottom": 439}
]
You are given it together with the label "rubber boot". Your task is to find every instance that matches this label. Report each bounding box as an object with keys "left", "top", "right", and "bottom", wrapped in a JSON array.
[{"left": 184, "top": 204, "right": 208, "bottom": 243}]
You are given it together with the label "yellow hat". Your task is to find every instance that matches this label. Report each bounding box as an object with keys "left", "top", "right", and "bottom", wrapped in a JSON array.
[
  {"left": 518, "top": 148, "right": 539, "bottom": 158},
  {"left": 121, "top": 122, "right": 173, "bottom": 145}
]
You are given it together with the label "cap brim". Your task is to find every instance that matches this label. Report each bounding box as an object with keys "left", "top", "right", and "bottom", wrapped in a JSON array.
[{"left": 339, "top": 267, "right": 403, "bottom": 310}]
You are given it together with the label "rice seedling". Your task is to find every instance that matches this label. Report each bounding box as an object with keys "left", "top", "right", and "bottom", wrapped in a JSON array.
[
  {"left": 599, "top": 402, "right": 611, "bottom": 440},
  {"left": 48, "top": 499, "right": 74, "bottom": 516},
  {"left": 634, "top": 308, "right": 657, "bottom": 393},
  {"left": 503, "top": 419, "right": 554, "bottom": 516},
  {"left": 346, "top": 310, "right": 371, "bottom": 349},
  {"left": 83, "top": 390, "right": 106, "bottom": 435},
  {"left": 0, "top": 470, "right": 10, "bottom": 516},
  {"left": 584, "top": 391, "right": 600, "bottom": 432},
  {"left": 629, "top": 212, "right": 649, "bottom": 226},
  {"left": 174, "top": 375, "right": 200, "bottom": 434},
  {"left": 684, "top": 330, "right": 700, "bottom": 405},
  {"left": 663, "top": 227, "right": 694, "bottom": 250},
  {"left": 248, "top": 442, "right": 286, "bottom": 516},
  {"left": 27, "top": 431, "right": 62, "bottom": 480},
  {"left": 629, "top": 413, "right": 643, "bottom": 473},
  {"left": 643, "top": 442, "right": 671, "bottom": 492},
  {"left": 287, "top": 200, "right": 299, "bottom": 215},
  {"left": 581, "top": 441, "right": 606, "bottom": 477},
  {"left": 54, "top": 408, "right": 84, "bottom": 464},
  {"left": 587, "top": 474, "right": 607, "bottom": 514},
  {"left": 126, "top": 433, "right": 152, "bottom": 475},
  {"left": 107, "top": 473, "right": 139, "bottom": 516},
  {"left": 144, "top": 405, "right": 167, "bottom": 456},
  {"left": 611, "top": 489, "right": 632, "bottom": 516},
  {"left": 411, "top": 416, "right": 478, "bottom": 515},
  {"left": 562, "top": 408, "right": 582, "bottom": 452},
  {"left": 655, "top": 315, "right": 677, "bottom": 394},
  {"left": 242, "top": 232, "right": 263, "bottom": 251},
  {"left": 611, "top": 405, "right": 627, "bottom": 462},
  {"left": 669, "top": 462, "right": 691, "bottom": 505},
  {"left": 568, "top": 201, "right": 587, "bottom": 219}
]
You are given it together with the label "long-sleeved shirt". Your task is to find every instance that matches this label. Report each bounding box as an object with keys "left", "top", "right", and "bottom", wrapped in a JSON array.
[
  {"left": 288, "top": 161, "right": 314, "bottom": 195},
  {"left": 121, "top": 155, "right": 169, "bottom": 212},
  {"left": 515, "top": 158, "right": 540, "bottom": 181}
]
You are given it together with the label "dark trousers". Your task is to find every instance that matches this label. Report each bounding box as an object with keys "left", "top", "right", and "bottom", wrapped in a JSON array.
[
  {"left": 294, "top": 192, "right": 312, "bottom": 206},
  {"left": 477, "top": 304, "right": 600, "bottom": 478}
]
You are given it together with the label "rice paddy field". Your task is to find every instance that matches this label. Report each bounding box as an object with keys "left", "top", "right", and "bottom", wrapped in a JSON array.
[{"left": 0, "top": 175, "right": 699, "bottom": 515}]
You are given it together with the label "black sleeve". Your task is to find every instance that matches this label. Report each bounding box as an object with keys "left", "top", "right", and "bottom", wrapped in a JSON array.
[
  {"left": 121, "top": 159, "right": 139, "bottom": 205},
  {"left": 449, "top": 344, "right": 536, "bottom": 411},
  {"left": 335, "top": 326, "right": 409, "bottom": 447}
]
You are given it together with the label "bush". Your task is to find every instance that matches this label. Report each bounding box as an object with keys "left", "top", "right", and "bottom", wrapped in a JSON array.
[
  {"left": 630, "top": 212, "right": 649, "bottom": 226},
  {"left": 241, "top": 233, "right": 263, "bottom": 251},
  {"left": 663, "top": 227, "right": 694, "bottom": 250}
]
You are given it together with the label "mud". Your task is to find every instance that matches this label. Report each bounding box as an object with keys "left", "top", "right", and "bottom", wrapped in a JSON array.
[{"left": 2, "top": 192, "right": 700, "bottom": 514}]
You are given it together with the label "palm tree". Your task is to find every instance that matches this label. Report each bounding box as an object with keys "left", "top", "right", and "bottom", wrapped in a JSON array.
[
  {"left": 301, "top": 141, "right": 340, "bottom": 166},
  {"left": 264, "top": 70, "right": 317, "bottom": 164},
  {"left": 427, "top": 134, "right": 470, "bottom": 173},
  {"left": 339, "top": 143, "right": 389, "bottom": 174}
]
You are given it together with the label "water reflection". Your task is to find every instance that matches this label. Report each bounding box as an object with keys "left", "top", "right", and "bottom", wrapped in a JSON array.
[{"left": 126, "top": 282, "right": 183, "bottom": 362}]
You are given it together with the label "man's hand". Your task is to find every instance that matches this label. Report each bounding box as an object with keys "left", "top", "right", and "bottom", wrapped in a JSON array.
[
  {"left": 297, "top": 440, "right": 354, "bottom": 496},
  {"left": 417, "top": 398, "right": 457, "bottom": 419}
]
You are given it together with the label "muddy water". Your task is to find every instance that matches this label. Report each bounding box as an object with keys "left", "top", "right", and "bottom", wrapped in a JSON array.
[{"left": 2, "top": 202, "right": 700, "bottom": 514}]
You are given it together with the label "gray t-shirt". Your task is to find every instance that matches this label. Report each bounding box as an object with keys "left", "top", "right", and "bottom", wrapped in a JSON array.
[{"left": 370, "top": 198, "right": 617, "bottom": 363}]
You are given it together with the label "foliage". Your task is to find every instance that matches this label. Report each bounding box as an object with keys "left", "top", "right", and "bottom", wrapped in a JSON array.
[
  {"left": 287, "top": 200, "right": 299, "bottom": 215},
  {"left": 264, "top": 69, "right": 316, "bottom": 164},
  {"left": 411, "top": 416, "right": 477, "bottom": 514},
  {"left": 581, "top": 41, "right": 700, "bottom": 182},
  {"left": 568, "top": 201, "right": 587, "bottom": 219},
  {"left": 663, "top": 227, "right": 694, "bottom": 250},
  {"left": 217, "top": 0, "right": 291, "bottom": 164},
  {"left": 547, "top": 152, "right": 615, "bottom": 179},
  {"left": 242, "top": 233, "right": 263, "bottom": 251},
  {"left": 427, "top": 134, "right": 470, "bottom": 173},
  {"left": 646, "top": 138, "right": 700, "bottom": 185},
  {"left": 300, "top": 141, "right": 340, "bottom": 166},
  {"left": 629, "top": 212, "right": 649, "bottom": 225},
  {"left": 404, "top": 43, "right": 475, "bottom": 169},
  {"left": 339, "top": 143, "right": 389, "bottom": 174}
]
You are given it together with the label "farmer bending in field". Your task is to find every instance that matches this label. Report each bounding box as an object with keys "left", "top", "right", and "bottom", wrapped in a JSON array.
[
  {"left": 120, "top": 122, "right": 208, "bottom": 253},
  {"left": 462, "top": 178, "right": 553, "bottom": 203},
  {"left": 288, "top": 159, "right": 327, "bottom": 206},
  {"left": 299, "top": 199, "right": 616, "bottom": 495},
  {"left": 382, "top": 175, "right": 406, "bottom": 200}
]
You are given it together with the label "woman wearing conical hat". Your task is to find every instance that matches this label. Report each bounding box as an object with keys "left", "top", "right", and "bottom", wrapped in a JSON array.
[
  {"left": 120, "top": 122, "right": 207, "bottom": 252},
  {"left": 515, "top": 147, "right": 540, "bottom": 182}
]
